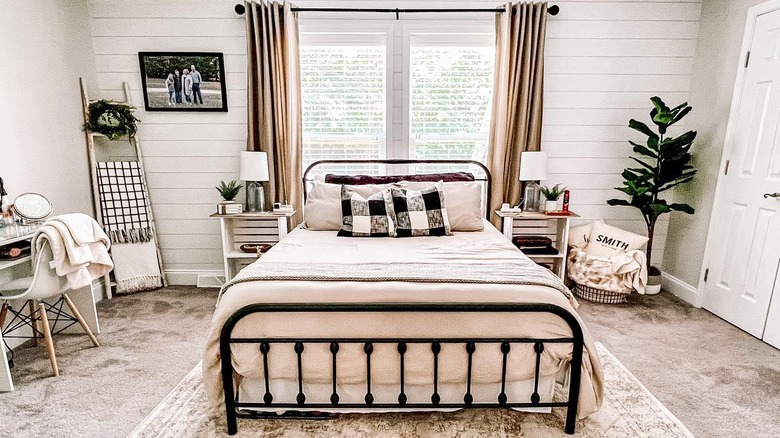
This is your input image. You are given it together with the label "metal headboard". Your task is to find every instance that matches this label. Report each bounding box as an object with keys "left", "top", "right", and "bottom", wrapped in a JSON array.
[{"left": 302, "top": 159, "right": 492, "bottom": 219}]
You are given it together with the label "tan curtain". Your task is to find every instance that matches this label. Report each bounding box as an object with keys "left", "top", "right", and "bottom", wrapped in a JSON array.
[
  {"left": 487, "top": 2, "right": 548, "bottom": 228},
  {"left": 246, "top": 0, "right": 303, "bottom": 226}
]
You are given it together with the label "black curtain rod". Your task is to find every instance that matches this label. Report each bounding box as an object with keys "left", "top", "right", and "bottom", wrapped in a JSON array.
[{"left": 234, "top": 4, "right": 560, "bottom": 17}]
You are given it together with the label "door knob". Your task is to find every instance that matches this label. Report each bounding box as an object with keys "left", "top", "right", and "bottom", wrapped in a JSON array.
[{"left": 764, "top": 192, "right": 780, "bottom": 199}]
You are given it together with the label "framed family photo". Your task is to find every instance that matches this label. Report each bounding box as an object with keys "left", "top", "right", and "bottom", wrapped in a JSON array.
[{"left": 138, "top": 52, "right": 228, "bottom": 112}]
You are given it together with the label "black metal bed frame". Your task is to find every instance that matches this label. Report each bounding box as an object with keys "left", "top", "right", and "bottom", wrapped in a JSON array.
[
  {"left": 220, "top": 304, "right": 584, "bottom": 435},
  {"left": 219, "top": 159, "right": 583, "bottom": 435}
]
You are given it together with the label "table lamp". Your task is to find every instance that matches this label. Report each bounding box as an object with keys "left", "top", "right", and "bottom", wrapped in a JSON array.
[
  {"left": 518, "top": 151, "right": 548, "bottom": 212},
  {"left": 240, "top": 151, "right": 270, "bottom": 212}
]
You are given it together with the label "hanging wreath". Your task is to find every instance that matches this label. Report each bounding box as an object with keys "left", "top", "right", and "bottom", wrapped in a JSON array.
[{"left": 84, "top": 100, "right": 141, "bottom": 141}]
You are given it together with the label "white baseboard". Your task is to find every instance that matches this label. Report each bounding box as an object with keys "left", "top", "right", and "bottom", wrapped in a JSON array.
[
  {"left": 661, "top": 272, "right": 699, "bottom": 307},
  {"left": 165, "top": 269, "right": 224, "bottom": 287}
]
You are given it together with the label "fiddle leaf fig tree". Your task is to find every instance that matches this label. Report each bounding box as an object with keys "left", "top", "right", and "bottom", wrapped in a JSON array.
[{"left": 607, "top": 97, "right": 697, "bottom": 274}]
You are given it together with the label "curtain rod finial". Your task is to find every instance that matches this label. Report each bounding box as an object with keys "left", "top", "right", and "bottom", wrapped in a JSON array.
[
  {"left": 235, "top": 3, "right": 246, "bottom": 15},
  {"left": 547, "top": 5, "right": 559, "bottom": 15}
]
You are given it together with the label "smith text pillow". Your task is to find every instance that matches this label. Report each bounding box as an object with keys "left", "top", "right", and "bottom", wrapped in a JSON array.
[
  {"left": 568, "top": 219, "right": 604, "bottom": 248},
  {"left": 584, "top": 221, "right": 649, "bottom": 257}
]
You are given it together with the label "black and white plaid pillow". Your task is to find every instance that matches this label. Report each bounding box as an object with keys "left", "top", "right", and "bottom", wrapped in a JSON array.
[
  {"left": 337, "top": 186, "right": 396, "bottom": 237},
  {"left": 390, "top": 182, "right": 452, "bottom": 237}
]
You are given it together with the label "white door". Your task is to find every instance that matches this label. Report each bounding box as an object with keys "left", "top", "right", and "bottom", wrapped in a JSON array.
[{"left": 703, "top": 7, "right": 780, "bottom": 344}]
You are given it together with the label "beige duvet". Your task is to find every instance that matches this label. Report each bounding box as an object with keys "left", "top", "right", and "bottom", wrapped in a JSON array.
[{"left": 203, "top": 220, "right": 604, "bottom": 418}]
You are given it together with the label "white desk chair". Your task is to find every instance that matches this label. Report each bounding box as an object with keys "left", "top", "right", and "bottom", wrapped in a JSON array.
[{"left": 0, "top": 240, "right": 100, "bottom": 377}]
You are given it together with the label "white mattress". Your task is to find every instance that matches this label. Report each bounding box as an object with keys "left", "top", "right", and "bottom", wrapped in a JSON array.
[{"left": 203, "top": 220, "right": 604, "bottom": 418}]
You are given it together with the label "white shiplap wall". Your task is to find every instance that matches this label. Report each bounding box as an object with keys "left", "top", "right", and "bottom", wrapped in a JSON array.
[
  {"left": 541, "top": 0, "right": 701, "bottom": 265},
  {"left": 89, "top": 0, "right": 246, "bottom": 283},
  {"left": 88, "top": 0, "right": 701, "bottom": 283}
]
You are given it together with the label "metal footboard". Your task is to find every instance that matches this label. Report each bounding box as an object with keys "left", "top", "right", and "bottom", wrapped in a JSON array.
[{"left": 219, "top": 303, "right": 584, "bottom": 435}]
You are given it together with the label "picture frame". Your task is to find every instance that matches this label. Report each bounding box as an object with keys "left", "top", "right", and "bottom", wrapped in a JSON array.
[{"left": 138, "top": 51, "right": 228, "bottom": 112}]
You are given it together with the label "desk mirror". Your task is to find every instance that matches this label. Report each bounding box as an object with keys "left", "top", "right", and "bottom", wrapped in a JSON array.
[{"left": 14, "top": 193, "right": 52, "bottom": 224}]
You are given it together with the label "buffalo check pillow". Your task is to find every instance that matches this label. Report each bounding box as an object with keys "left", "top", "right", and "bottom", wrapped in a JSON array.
[
  {"left": 337, "top": 186, "right": 396, "bottom": 237},
  {"left": 390, "top": 181, "right": 452, "bottom": 237}
]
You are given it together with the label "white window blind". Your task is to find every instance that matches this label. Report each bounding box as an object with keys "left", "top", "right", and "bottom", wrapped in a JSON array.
[
  {"left": 299, "top": 29, "right": 494, "bottom": 177},
  {"left": 300, "top": 34, "right": 386, "bottom": 176},
  {"left": 409, "top": 34, "right": 494, "bottom": 175}
]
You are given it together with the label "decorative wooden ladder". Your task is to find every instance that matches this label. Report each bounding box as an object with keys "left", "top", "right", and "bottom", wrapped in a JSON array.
[{"left": 79, "top": 78, "right": 167, "bottom": 298}]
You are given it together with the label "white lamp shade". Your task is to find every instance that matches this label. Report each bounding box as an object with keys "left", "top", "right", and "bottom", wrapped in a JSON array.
[
  {"left": 240, "top": 151, "right": 270, "bottom": 182},
  {"left": 518, "top": 151, "right": 548, "bottom": 181}
]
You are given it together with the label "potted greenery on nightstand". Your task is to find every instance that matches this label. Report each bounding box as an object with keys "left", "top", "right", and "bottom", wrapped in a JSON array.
[
  {"left": 216, "top": 180, "right": 242, "bottom": 201},
  {"left": 216, "top": 180, "right": 243, "bottom": 214},
  {"left": 541, "top": 184, "right": 567, "bottom": 212},
  {"left": 607, "top": 97, "right": 697, "bottom": 294}
]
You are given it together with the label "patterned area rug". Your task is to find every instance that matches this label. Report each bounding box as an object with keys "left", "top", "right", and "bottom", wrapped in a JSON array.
[{"left": 128, "top": 343, "right": 693, "bottom": 437}]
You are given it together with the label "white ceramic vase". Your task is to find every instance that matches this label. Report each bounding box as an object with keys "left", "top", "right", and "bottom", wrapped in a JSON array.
[{"left": 545, "top": 200, "right": 558, "bottom": 212}]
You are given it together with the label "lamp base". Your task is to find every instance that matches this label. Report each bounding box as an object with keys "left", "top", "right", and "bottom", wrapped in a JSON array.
[
  {"left": 523, "top": 181, "right": 542, "bottom": 212},
  {"left": 246, "top": 181, "right": 265, "bottom": 212}
]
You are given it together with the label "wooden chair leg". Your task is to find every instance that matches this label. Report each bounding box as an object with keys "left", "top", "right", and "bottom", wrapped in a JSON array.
[
  {"left": 28, "top": 300, "right": 40, "bottom": 346},
  {"left": 0, "top": 303, "right": 8, "bottom": 329},
  {"left": 62, "top": 294, "right": 100, "bottom": 347},
  {"left": 37, "top": 303, "right": 59, "bottom": 377}
]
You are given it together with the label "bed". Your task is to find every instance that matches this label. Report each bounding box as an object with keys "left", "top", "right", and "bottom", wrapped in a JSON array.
[{"left": 203, "top": 159, "right": 604, "bottom": 435}]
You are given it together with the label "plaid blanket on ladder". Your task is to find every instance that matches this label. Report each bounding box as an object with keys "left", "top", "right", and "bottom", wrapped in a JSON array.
[
  {"left": 96, "top": 161, "right": 154, "bottom": 244},
  {"left": 96, "top": 161, "right": 162, "bottom": 294}
]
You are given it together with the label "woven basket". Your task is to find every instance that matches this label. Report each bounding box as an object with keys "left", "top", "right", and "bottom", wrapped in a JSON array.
[{"left": 572, "top": 283, "right": 628, "bottom": 304}]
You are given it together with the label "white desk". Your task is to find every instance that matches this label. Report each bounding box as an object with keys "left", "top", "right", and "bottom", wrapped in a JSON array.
[{"left": 0, "top": 223, "right": 101, "bottom": 392}]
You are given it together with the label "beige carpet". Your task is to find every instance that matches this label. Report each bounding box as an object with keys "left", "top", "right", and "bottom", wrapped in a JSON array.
[
  {"left": 128, "top": 343, "right": 693, "bottom": 437},
  {"left": 2, "top": 289, "right": 779, "bottom": 437}
]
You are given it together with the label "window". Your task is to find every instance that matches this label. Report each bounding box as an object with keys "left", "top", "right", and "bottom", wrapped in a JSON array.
[
  {"left": 299, "top": 26, "right": 494, "bottom": 176},
  {"left": 300, "top": 33, "right": 387, "bottom": 176},
  {"left": 409, "top": 34, "right": 495, "bottom": 174}
]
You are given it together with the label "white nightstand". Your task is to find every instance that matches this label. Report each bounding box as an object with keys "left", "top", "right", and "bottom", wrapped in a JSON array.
[
  {"left": 209, "top": 211, "right": 295, "bottom": 282},
  {"left": 494, "top": 210, "right": 578, "bottom": 280}
]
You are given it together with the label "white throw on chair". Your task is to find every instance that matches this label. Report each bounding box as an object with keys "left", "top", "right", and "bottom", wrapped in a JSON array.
[{"left": 0, "top": 214, "right": 113, "bottom": 377}]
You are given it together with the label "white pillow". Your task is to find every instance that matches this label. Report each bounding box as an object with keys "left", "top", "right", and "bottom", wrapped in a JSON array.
[
  {"left": 584, "top": 222, "right": 649, "bottom": 257},
  {"left": 568, "top": 219, "right": 604, "bottom": 248},
  {"left": 304, "top": 181, "right": 393, "bottom": 231},
  {"left": 396, "top": 181, "right": 483, "bottom": 231}
]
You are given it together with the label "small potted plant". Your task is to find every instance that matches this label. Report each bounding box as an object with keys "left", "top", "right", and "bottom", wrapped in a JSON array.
[
  {"left": 540, "top": 184, "right": 566, "bottom": 212},
  {"left": 216, "top": 180, "right": 243, "bottom": 214}
]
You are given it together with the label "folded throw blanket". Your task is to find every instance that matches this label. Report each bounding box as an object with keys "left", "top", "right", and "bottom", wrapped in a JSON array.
[
  {"left": 111, "top": 241, "right": 162, "bottom": 294},
  {"left": 221, "top": 259, "right": 577, "bottom": 307},
  {"left": 32, "top": 213, "right": 114, "bottom": 290}
]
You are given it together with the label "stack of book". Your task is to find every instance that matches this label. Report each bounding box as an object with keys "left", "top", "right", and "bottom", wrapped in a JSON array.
[
  {"left": 217, "top": 202, "right": 243, "bottom": 215},
  {"left": 512, "top": 235, "right": 559, "bottom": 255}
]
